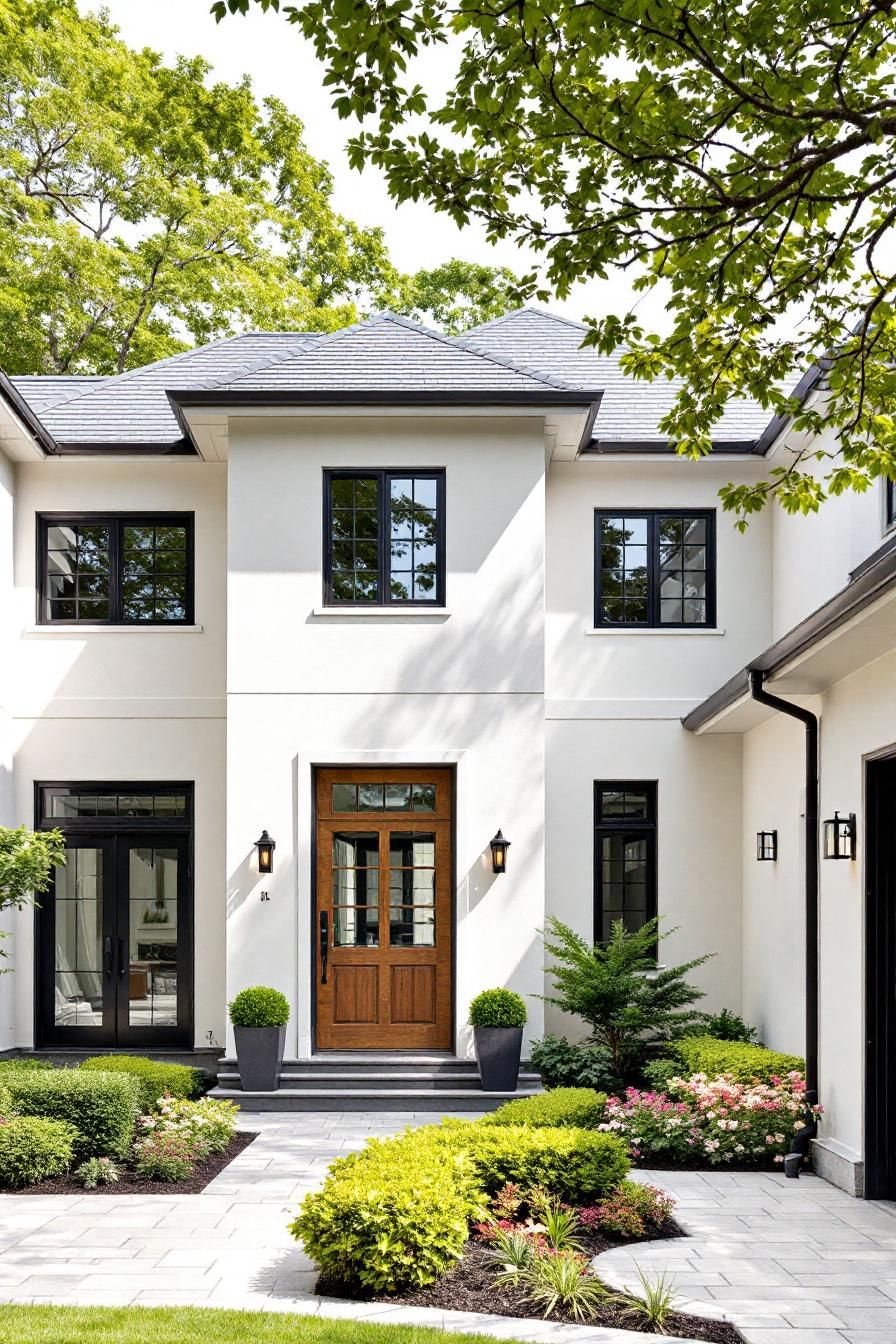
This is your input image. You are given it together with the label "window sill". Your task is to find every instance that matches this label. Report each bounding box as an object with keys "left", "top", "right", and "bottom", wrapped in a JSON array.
[
  {"left": 586, "top": 626, "right": 725, "bottom": 636},
  {"left": 23, "top": 624, "right": 204, "bottom": 635},
  {"left": 311, "top": 607, "right": 451, "bottom": 620}
]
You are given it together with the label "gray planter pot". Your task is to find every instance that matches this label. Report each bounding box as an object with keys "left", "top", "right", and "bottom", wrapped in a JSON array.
[
  {"left": 473, "top": 1026, "right": 524, "bottom": 1092},
  {"left": 233, "top": 1024, "right": 286, "bottom": 1091}
]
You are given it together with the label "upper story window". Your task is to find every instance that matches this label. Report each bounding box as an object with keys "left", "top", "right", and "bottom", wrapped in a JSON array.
[
  {"left": 594, "top": 510, "right": 716, "bottom": 628},
  {"left": 887, "top": 477, "right": 896, "bottom": 531},
  {"left": 38, "top": 513, "right": 194, "bottom": 625},
  {"left": 323, "top": 470, "right": 445, "bottom": 606}
]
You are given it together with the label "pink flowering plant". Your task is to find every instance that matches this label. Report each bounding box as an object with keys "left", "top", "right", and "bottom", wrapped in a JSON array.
[
  {"left": 599, "top": 1071, "right": 821, "bottom": 1166},
  {"left": 135, "top": 1093, "right": 238, "bottom": 1160}
]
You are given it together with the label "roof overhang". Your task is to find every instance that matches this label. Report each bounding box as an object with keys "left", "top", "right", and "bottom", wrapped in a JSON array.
[
  {"left": 684, "top": 535, "right": 896, "bottom": 734},
  {"left": 0, "top": 371, "right": 59, "bottom": 460},
  {"left": 168, "top": 389, "right": 602, "bottom": 463}
]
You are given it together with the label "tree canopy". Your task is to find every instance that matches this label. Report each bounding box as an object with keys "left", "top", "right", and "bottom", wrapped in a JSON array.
[
  {"left": 215, "top": 0, "right": 896, "bottom": 520},
  {"left": 0, "top": 0, "right": 518, "bottom": 375}
]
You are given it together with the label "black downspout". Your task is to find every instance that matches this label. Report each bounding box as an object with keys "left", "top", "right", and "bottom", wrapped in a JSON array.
[{"left": 748, "top": 669, "right": 819, "bottom": 1175}]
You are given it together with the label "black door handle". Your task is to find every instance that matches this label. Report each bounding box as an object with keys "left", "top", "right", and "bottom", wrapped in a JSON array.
[
  {"left": 319, "top": 910, "right": 329, "bottom": 984},
  {"left": 118, "top": 937, "right": 126, "bottom": 979},
  {"left": 103, "top": 936, "right": 113, "bottom": 979}
]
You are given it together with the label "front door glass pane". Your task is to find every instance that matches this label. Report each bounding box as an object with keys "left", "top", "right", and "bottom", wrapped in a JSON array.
[
  {"left": 389, "top": 832, "right": 436, "bottom": 946},
  {"left": 54, "top": 848, "right": 103, "bottom": 1027},
  {"left": 332, "top": 833, "right": 379, "bottom": 946},
  {"left": 128, "top": 847, "right": 179, "bottom": 1027}
]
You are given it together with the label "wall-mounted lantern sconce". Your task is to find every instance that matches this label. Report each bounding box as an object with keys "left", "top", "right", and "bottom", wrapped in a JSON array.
[
  {"left": 756, "top": 830, "right": 778, "bottom": 862},
  {"left": 489, "top": 829, "right": 510, "bottom": 875},
  {"left": 255, "top": 830, "right": 276, "bottom": 874},
  {"left": 823, "top": 811, "right": 856, "bottom": 860}
]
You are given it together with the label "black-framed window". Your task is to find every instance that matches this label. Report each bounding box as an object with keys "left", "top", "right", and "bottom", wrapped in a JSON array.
[
  {"left": 38, "top": 514, "right": 194, "bottom": 625},
  {"left": 594, "top": 782, "right": 657, "bottom": 943},
  {"left": 886, "top": 477, "right": 896, "bottom": 530},
  {"left": 595, "top": 510, "right": 716, "bottom": 628},
  {"left": 323, "top": 470, "right": 445, "bottom": 606}
]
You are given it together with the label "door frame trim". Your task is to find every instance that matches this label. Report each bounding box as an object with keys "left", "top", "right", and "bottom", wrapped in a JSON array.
[
  {"left": 310, "top": 763, "right": 456, "bottom": 1053},
  {"left": 864, "top": 752, "right": 896, "bottom": 1198},
  {"left": 33, "top": 780, "right": 195, "bottom": 1050}
]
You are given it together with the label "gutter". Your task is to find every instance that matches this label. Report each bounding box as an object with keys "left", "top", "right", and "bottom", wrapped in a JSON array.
[
  {"left": 747, "top": 670, "right": 819, "bottom": 1149},
  {"left": 682, "top": 533, "right": 896, "bottom": 733},
  {"left": 169, "top": 387, "right": 604, "bottom": 409},
  {"left": 0, "top": 371, "right": 60, "bottom": 456}
]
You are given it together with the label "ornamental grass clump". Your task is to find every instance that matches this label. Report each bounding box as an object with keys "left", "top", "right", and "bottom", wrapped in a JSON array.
[{"left": 600, "top": 1072, "right": 821, "bottom": 1165}]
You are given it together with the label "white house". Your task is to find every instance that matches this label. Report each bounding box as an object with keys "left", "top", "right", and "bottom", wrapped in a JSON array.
[{"left": 0, "top": 308, "right": 893, "bottom": 1196}]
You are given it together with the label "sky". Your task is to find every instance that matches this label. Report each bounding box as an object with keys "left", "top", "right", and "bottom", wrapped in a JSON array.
[{"left": 89, "top": 0, "right": 668, "bottom": 330}]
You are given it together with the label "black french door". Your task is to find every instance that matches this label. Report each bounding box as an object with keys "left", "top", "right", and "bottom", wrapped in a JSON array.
[
  {"left": 865, "top": 757, "right": 896, "bottom": 1198},
  {"left": 36, "top": 785, "right": 193, "bottom": 1048}
]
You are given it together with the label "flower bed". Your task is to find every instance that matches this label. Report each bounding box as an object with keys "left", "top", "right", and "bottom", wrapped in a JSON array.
[
  {"left": 293, "top": 1101, "right": 740, "bottom": 1341},
  {"left": 0, "top": 1060, "right": 251, "bottom": 1194},
  {"left": 599, "top": 1071, "right": 820, "bottom": 1168}
]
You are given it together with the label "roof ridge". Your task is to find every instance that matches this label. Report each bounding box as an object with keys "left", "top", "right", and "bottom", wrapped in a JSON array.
[
  {"left": 220, "top": 315, "right": 392, "bottom": 388},
  {"left": 464, "top": 305, "right": 590, "bottom": 339}
]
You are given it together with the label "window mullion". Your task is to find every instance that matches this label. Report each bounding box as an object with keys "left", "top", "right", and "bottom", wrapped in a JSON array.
[
  {"left": 648, "top": 513, "right": 658, "bottom": 627},
  {"left": 379, "top": 471, "right": 389, "bottom": 605},
  {"left": 111, "top": 518, "right": 122, "bottom": 623}
]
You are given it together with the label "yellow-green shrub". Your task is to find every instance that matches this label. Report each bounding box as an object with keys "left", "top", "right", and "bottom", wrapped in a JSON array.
[
  {"left": 0, "top": 1115, "right": 77, "bottom": 1187},
  {"left": 290, "top": 1118, "right": 629, "bottom": 1292},
  {"left": 667, "top": 1036, "right": 804, "bottom": 1084},
  {"left": 482, "top": 1087, "right": 606, "bottom": 1129}
]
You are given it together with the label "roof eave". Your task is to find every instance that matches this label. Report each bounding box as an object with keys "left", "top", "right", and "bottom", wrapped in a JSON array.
[
  {"left": 169, "top": 388, "right": 602, "bottom": 409},
  {"left": 0, "top": 371, "right": 60, "bottom": 457}
]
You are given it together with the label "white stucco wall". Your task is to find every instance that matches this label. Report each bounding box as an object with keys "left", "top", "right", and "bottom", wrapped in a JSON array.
[
  {"left": 5, "top": 457, "right": 227, "bottom": 1048},
  {"left": 225, "top": 415, "right": 548, "bottom": 1057},
  {"left": 545, "top": 717, "right": 744, "bottom": 1038},
  {"left": 0, "top": 452, "right": 15, "bottom": 1050},
  {"left": 770, "top": 426, "right": 895, "bottom": 640}
]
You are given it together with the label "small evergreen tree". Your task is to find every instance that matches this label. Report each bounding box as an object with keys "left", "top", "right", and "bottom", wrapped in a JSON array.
[{"left": 541, "top": 917, "right": 711, "bottom": 1084}]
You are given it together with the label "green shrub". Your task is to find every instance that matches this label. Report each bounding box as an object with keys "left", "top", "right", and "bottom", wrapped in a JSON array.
[
  {"left": 483, "top": 1087, "right": 606, "bottom": 1129},
  {"left": 228, "top": 986, "right": 290, "bottom": 1027},
  {"left": 292, "top": 1130, "right": 482, "bottom": 1292},
  {"left": 667, "top": 1035, "right": 804, "bottom": 1084},
  {"left": 459, "top": 1123, "right": 629, "bottom": 1203},
  {"left": 469, "top": 988, "right": 527, "bottom": 1028},
  {"left": 6, "top": 1068, "right": 141, "bottom": 1160},
  {"left": 641, "top": 1057, "right": 680, "bottom": 1091},
  {"left": 0, "top": 1115, "right": 76, "bottom": 1187},
  {"left": 528, "top": 1036, "right": 618, "bottom": 1090},
  {"left": 0, "top": 1084, "right": 13, "bottom": 1116},
  {"left": 75, "top": 1156, "right": 120, "bottom": 1189},
  {"left": 699, "top": 1009, "right": 759, "bottom": 1043},
  {"left": 0, "top": 1057, "right": 53, "bottom": 1071},
  {"left": 79, "top": 1055, "right": 202, "bottom": 1111}
]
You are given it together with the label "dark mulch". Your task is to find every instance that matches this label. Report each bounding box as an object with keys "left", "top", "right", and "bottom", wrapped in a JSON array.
[
  {"left": 317, "top": 1224, "right": 742, "bottom": 1342},
  {"left": 4, "top": 1130, "right": 258, "bottom": 1196}
]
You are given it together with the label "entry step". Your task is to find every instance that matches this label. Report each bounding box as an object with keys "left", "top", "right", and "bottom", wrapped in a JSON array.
[{"left": 209, "top": 1085, "right": 542, "bottom": 1112}]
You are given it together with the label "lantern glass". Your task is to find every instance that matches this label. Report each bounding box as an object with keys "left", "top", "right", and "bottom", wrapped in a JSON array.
[
  {"left": 255, "top": 830, "right": 276, "bottom": 874},
  {"left": 756, "top": 830, "right": 777, "bottom": 861},
  {"left": 489, "top": 829, "right": 510, "bottom": 875}
]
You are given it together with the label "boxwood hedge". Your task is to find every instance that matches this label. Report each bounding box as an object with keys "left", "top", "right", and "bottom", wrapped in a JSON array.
[
  {"left": 666, "top": 1035, "right": 805, "bottom": 1084},
  {"left": 6, "top": 1068, "right": 141, "bottom": 1160},
  {"left": 482, "top": 1086, "right": 606, "bottom": 1129},
  {"left": 79, "top": 1055, "right": 203, "bottom": 1111}
]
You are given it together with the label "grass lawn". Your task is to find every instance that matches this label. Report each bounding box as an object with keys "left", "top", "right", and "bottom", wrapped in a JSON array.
[{"left": 0, "top": 1306, "right": 507, "bottom": 1344}]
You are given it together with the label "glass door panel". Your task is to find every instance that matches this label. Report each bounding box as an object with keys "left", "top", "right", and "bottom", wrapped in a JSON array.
[
  {"left": 126, "top": 846, "right": 180, "bottom": 1029},
  {"left": 53, "top": 846, "right": 106, "bottom": 1029}
]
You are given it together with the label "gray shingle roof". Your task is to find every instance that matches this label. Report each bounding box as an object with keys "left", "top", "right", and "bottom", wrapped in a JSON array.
[
  {"left": 34, "top": 333, "right": 324, "bottom": 445},
  {"left": 7, "top": 307, "right": 772, "bottom": 449},
  {"left": 219, "top": 313, "right": 583, "bottom": 393},
  {"left": 463, "top": 308, "right": 769, "bottom": 443}
]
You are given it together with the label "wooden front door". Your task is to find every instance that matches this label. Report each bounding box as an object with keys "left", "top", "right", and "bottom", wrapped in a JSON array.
[{"left": 315, "top": 767, "right": 452, "bottom": 1049}]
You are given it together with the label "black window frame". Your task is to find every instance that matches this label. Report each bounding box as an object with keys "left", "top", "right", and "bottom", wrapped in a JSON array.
[
  {"left": 593, "top": 781, "right": 658, "bottom": 945},
  {"left": 594, "top": 508, "right": 717, "bottom": 629},
  {"left": 37, "top": 512, "right": 195, "bottom": 626},
  {"left": 323, "top": 469, "right": 446, "bottom": 608},
  {"left": 886, "top": 477, "right": 896, "bottom": 531}
]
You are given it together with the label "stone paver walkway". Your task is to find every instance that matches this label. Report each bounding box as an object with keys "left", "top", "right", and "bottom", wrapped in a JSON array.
[
  {"left": 600, "top": 1168, "right": 896, "bottom": 1343},
  {"left": 0, "top": 1112, "right": 675, "bottom": 1344}
]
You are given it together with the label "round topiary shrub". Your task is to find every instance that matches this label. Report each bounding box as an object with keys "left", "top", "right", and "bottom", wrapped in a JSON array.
[
  {"left": 228, "top": 985, "right": 290, "bottom": 1028},
  {"left": 469, "top": 987, "right": 527, "bottom": 1029},
  {"left": 0, "top": 1115, "right": 77, "bottom": 1188}
]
